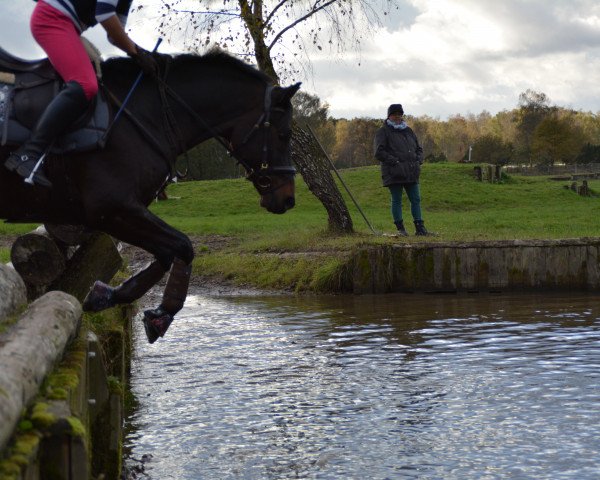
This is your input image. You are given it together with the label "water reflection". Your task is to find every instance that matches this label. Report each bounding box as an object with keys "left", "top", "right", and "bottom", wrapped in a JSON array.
[{"left": 124, "top": 292, "right": 600, "bottom": 479}]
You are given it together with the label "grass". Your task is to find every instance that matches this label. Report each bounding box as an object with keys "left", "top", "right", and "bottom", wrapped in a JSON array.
[
  {"left": 2, "top": 163, "right": 599, "bottom": 291},
  {"left": 149, "top": 163, "right": 600, "bottom": 244},
  {"left": 152, "top": 163, "right": 599, "bottom": 290}
]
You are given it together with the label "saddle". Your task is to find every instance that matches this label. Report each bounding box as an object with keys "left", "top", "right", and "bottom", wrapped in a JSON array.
[{"left": 0, "top": 45, "right": 110, "bottom": 154}]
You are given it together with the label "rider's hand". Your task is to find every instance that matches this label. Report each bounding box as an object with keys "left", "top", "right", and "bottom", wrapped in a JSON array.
[{"left": 129, "top": 45, "right": 159, "bottom": 77}]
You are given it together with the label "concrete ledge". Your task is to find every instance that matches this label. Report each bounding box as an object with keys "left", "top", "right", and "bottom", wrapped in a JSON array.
[
  {"left": 0, "top": 291, "right": 82, "bottom": 451},
  {"left": 0, "top": 264, "right": 27, "bottom": 322},
  {"left": 348, "top": 238, "right": 600, "bottom": 294}
]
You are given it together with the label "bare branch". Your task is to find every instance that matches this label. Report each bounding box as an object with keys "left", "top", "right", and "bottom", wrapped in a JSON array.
[{"left": 267, "top": 0, "right": 337, "bottom": 51}]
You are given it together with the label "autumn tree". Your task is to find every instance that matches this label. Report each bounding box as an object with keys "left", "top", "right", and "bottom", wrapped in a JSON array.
[
  {"left": 156, "top": 0, "right": 400, "bottom": 232},
  {"left": 471, "top": 134, "right": 513, "bottom": 165},
  {"left": 513, "top": 89, "right": 556, "bottom": 164},
  {"left": 531, "top": 113, "right": 585, "bottom": 165},
  {"left": 331, "top": 118, "right": 379, "bottom": 168},
  {"left": 292, "top": 91, "right": 335, "bottom": 155}
]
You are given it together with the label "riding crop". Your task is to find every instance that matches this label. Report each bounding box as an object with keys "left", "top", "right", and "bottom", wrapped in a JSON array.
[{"left": 99, "top": 37, "right": 163, "bottom": 148}]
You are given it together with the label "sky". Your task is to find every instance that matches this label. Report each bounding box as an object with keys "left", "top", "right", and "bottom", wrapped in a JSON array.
[{"left": 1, "top": 0, "right": 600, "bottom": 120}]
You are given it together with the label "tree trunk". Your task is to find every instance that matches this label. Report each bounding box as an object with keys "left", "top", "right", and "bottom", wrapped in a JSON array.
[
  {"left": 238, "top": 0, "right": 353, "bottom": 233},
  {"left": 291, "top": 123, "right": 353, "bottom": 232}
]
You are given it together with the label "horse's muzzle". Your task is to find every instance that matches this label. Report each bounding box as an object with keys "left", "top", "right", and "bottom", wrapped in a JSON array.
[{"left": 259, "top": 177, "right": 295, "bottom": 214}]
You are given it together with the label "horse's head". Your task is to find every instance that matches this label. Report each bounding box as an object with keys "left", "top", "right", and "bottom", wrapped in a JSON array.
[{"left": 229, "top": 82, "right": 301, "bottom": 214}]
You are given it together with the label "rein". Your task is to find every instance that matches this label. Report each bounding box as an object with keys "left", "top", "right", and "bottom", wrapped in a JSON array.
[{"left": 152, "top": 66, "right": 296, "bottom": 192}]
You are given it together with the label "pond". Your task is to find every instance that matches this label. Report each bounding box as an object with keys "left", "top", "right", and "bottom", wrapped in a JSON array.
[{"left": 124, "top": 291, "right": 600, "bottom": 479}]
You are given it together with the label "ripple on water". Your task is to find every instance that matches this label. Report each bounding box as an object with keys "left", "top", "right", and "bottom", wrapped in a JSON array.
[{"left": 124, "top": 293, "right": 600, "bottom": 479}]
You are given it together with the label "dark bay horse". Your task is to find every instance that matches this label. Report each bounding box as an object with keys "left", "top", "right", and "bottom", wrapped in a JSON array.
[{"left": 0, "top": 51, "right": 299, "bottom": 343}]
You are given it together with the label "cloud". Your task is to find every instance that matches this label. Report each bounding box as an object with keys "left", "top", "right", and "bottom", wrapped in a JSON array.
[
  {"left": 302, "top": 0, "right": 600, "bottom": 118},
  {"left": 2, "top": 0, "right": 600, "bottom": 120}
]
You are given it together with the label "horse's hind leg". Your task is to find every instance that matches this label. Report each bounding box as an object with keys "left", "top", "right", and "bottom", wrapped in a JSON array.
[{"left": 142, "top": 258, "right": 192, "bottom": 343}]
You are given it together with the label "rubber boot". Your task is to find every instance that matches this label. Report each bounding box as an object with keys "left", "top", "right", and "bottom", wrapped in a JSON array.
[
  {"left": 394, "top": 220, "right": 409, "bottom": 236},
  {"left": 414, "top": 220, "right": 430, "bottom": 236},
  {"left": 4, "top": 81, "right": 90, "bottom": 187}
]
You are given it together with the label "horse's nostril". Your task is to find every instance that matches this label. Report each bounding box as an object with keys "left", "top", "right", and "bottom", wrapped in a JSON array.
[{"left": 285, "top": 197, "right": 295, "bottom": 210}]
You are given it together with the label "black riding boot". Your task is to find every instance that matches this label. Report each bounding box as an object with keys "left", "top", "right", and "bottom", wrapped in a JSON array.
[
  {"left": 414, "top": 220, "right": 430, "bottom": 236},
  {"left": 4, "top": 81, "right": 90, "bottom": 187},
  {"left": 394, "top": 220, "right": 409, "bottom": 236}
]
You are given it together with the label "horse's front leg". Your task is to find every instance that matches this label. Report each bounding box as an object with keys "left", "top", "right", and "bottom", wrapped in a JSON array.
[
  {"left": 83, "top": 260, "right": 167, "bottom": 312},
  {"left": 81, "top": 204, "right": 194, "bottom": 343},
  {"left": 142, "top": 258, "right": 192, "bottom": 343}
]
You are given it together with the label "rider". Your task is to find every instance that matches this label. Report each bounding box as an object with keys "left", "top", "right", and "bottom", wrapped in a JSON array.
[{"left": 4, "top": 0, "right": 158, "bottom": 187}]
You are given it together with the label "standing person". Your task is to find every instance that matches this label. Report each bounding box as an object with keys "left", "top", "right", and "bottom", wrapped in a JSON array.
[
  {"left": 374, "top": 103, "right": 431, "bottom": 236},
  {"left": 4, "top": 0, "right": 158, "bottom": 187}
]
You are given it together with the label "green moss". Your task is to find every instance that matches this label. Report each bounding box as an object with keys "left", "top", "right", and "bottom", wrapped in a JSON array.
[
  {"left": 0, "top": 305, "right": 28, "bottom": 334},
  {"left": 0, "top": 460, "right": 20, "bottom": 479},
  {"left": 442, "top": 254, "right": 452, "bottom": 286},
  {"left": 30, "top": 403, "right": 56, "bottom": 429},
  {"left": 508, "top": 267, "right": 527, "bottom": 286},
  {"left": 66, "top": 417, "right": 86, "bottom": 438},
  {"left": 107, "top": 376, "right": 123, "bottom": 396},
  {"left": 17, "top": 420, "right": 33, "bottom": 432},
  {"left": 478, "top": 261, "right": 490, "bottom": 286},
  {"left": 0, "top": 432, "right": 41, "bottom": 479}
]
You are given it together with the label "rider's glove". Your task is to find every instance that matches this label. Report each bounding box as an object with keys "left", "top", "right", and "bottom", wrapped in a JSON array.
[{"left": 129, "top": 45, "right": 159, "bottom": 77}]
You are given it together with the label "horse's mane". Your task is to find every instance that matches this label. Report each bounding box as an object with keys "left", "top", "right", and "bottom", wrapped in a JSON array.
[{"left": 102, "top": 49, "right": 271, "bottom": 84}]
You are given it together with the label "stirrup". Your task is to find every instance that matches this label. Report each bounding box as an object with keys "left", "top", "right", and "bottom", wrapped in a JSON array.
[{"left": 4, "top": 152, "right": 53, "bottom": 188}]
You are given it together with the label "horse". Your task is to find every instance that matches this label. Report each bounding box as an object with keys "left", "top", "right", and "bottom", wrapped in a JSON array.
[{"left": 0, "top": 50, "right": 300, "bottom": 343}]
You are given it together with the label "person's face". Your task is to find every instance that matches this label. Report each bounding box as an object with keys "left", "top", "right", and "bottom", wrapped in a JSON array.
[{"left": 388, "top": 112, "right": 403, "bottom": 124}]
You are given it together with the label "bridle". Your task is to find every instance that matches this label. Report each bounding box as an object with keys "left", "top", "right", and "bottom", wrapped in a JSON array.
[
  {"left": 153, "top": 68, "right": 296, "bottom": 194},
  {"left": 231, "top": 84, "right": 296, "bottom": 194}
]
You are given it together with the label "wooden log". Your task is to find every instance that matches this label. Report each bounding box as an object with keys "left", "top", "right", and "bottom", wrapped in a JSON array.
[
  {"left": 50, "top": 233, "right": 123, "bottom": 303},
  {"left": 0, "top": 291, "right": 82, "bottom": 451},
  {"left": 44, "top": 223, "right": 91, "bottom": 247},
  {"left": 10, "top": 230, "right": 66, "bottom": 287},
  {"left": 0, "top": 264, "right": 27, "bottom": 322}
]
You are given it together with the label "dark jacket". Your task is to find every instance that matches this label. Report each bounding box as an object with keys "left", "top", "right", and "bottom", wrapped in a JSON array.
[{"left": 374, "top": 122, "right": 423, "bottom": 186}]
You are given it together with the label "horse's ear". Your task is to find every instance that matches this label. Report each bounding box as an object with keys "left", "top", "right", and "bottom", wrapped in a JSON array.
[{"left": 274, "top": 82, "right": 302, "bottom": 104}]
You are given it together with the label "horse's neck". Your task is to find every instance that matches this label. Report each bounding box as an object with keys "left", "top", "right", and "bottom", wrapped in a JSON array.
[{"left": 168, "top": 71, "right": 265, "bottom": 146}]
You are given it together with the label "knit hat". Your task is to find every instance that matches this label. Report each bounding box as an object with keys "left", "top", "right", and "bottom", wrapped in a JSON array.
[{"left": 387, "top": 104, "right": 404, "bottom": 117}]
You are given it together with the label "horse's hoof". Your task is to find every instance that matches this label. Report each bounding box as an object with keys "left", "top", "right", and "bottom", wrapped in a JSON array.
[
  {"left": 142, "top": 307, "right": 174, "bottom": 344},
  {"left": 83, "top": 281, "right": 116, "bottom": 312}
]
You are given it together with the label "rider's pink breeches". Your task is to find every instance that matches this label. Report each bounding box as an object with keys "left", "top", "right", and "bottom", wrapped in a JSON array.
[{"left": 30, "top": 1, "right": 98, "bottom": 100}]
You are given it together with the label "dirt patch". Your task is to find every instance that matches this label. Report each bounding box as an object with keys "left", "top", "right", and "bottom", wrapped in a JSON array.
[
  {"left": 0, "top": 235, "right": 18, "bottom": 250},
  {"left": 118, "top": 235, "right": 283, "bottom": 297}
]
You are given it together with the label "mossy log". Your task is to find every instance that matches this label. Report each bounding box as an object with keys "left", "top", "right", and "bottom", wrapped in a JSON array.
[
  {"left": 44, "top": 223, "right": 91, "bottom": 247},
  {"left": 50, "top": 233, "right": 123, "bottom": 303},
  {"left": 0, "top": 291, "right": 81, "bottom": 451},
  {"left": 0, "top": 264, "right": 27, "bottom": 322},
  {"left": 10, "top": 229, "right": 66, "bottom": 287}
]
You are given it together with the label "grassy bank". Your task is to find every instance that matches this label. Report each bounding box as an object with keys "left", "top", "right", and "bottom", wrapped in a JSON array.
[
  {"left": 153, "top": 163, "right": 600, "bottom": 290},
  {"left": 2, "top": 163, "right": 599, "bottom": 290}
]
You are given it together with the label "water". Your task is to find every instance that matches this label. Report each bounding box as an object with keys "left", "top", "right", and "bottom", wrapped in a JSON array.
[{"left": 124, "top": 292, "right": 600, "bottom": 479}]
